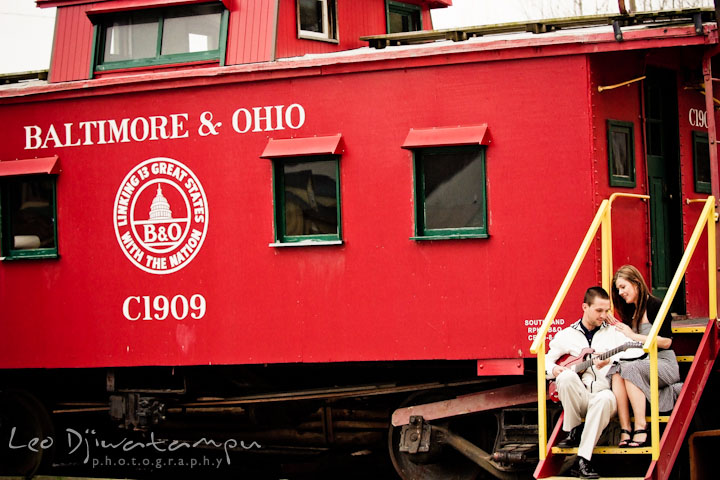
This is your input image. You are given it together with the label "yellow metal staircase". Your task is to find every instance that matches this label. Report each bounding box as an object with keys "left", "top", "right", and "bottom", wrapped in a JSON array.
[{"left": 531, "top": 195, "right": 719, "bottom": 479}]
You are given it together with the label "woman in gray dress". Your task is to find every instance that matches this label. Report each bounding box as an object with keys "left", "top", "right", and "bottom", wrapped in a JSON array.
[{"left": 609, "top": 265, "right": 682, "bottom": 448}]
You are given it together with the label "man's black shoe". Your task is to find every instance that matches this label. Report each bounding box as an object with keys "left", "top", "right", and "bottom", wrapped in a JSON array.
[
  {"left": 556, "top": 425, "right": 582, "bottom": 448},
  {"left": 570, "top": 456, "right": 599, "bottom": 479}
]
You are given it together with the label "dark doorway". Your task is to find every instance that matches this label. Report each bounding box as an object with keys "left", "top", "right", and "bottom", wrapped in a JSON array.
[{"left": 644, "top": 67, "right": 685, "bottom": 311}]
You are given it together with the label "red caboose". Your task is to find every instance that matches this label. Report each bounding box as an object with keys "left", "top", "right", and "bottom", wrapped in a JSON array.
[{"left": 1, "top": 2, "right": 720, "bottom": 478}]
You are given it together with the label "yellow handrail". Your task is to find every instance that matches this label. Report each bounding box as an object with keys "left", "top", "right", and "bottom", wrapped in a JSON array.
[
  {"left": 533, "top": 195, "right": 716, "bottom": 463},
  {"left": 530, "top": 193, "right": 648, "bottom": 459},
  {"left": 641, "top": 196, "right": 716, "bottom": 459},
  {"left": 530, "top": 199, "right": 608, "bottom": 458}
]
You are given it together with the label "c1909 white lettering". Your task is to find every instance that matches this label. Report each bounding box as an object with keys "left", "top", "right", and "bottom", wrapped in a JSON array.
[
  {"left": 689, "top": 108, "right": 708, "bottom": 128},
  {"left": 123, "top": 294, "right": 206, "bottom": 321}
]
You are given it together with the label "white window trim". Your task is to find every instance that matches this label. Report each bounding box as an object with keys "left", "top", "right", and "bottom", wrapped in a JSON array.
[{"left": 297, "top": 0, "right": 337, "bottom": 42}]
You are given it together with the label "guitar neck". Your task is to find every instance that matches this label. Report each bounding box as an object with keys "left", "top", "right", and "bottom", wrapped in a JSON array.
[
  {"left": 574, "top": 343, "right": 635, "bottom": 372},
  {"left": 597, "top": 345, "right": 624, "bottom": 361}
]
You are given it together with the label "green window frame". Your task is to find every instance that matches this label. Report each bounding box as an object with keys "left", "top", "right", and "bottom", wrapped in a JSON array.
[
  {"left": 271, "top": 155, "right": 342, "bottom": 246},
  {"left": 607, "top": 119, "right": 636, "bottom": 188},
  {"left": 297, "top": 0, "right": 338, "bottom": 42},
  {"left": 411, "top": 145, "right": 488, "bottom": 240},
  {"left": 0, "top": 175, "right": 59, "bottom": 260},
  {"left": 693, "top": 130, "right": 712, "bottom": 194},
  {"left": 91, "top": 2, "right": 229, "bottom": 73},
  {"left": 386, "top": 1, "right": 423, "bottom": 34}
]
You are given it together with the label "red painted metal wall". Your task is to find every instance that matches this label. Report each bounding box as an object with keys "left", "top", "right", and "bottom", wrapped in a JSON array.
[
  {"left": 48, "top": 3, "right": 96, "bottom": 83},
  {"left": 423, "top": 9, "right": 433, "bottom": 30},
  {"left": 225, "top": 0, "right": 278, "bottom": 65},
  {"left": 0, "top": 53, "right": 597, "bottom": 369}
]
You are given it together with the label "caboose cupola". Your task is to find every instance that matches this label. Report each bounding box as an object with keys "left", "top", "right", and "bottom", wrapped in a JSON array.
[{"left": 35, "top": 0, "right": 452, "bottom": 83}]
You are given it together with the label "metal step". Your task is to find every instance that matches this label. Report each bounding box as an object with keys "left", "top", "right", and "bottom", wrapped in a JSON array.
[
  {"left": 578, "top": 415, "right": 669, "bottom": 422},
  {"left": 671, "top": 316, "right": 709, "bottom": 333},
  {"left": 632, "top": 415, "right": 670, "bottom": 422},
  {"left": 552, "top": 446, "right": 651, "bottom": 455},
  {"left": 672, "top": 325, "right": 706, "bottom": 333}
]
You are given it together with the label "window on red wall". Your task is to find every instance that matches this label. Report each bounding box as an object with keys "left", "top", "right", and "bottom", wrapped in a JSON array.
[
  {"left": 92, "top": 2, "right": 228, "bottom": 72},
  {"left": 387, "top": 1, "right": 422, "bottom": 33},
  {"left": 402, "top": 125, "right": 491, "bottom": 240},
  {"left": 411, "top": 146, "right": 488, "bottom": 239},
  {"left": 693, "top": 131, "right": 711, "bottom": 194},
  {"left": 297, "top": 0, "right": 338, "bottom": 42},
  {"left": 607, "top": 119, "right": 636, "bottom": 188},
  {"left": 0, "top": 157, "right": 60, "bottom": 260},
  {"left": 273, "top": 156, "right": 342, "bottom": 243},
  {"left": 262, "top": 135, "right": 344, "bottom": 246}
]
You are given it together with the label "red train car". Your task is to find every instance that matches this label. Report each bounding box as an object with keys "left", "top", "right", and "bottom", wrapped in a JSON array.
[{"left": 1, "top": 1, "right": 720, "bottom": 478}]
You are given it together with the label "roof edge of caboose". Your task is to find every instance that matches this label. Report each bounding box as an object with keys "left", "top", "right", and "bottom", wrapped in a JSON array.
[{"left": 1, "top": 21, "right": 716, "bottom": 103}]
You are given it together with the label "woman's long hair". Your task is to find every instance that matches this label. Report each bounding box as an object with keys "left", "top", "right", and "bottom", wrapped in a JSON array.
[{"left": 612, "top": 264, "right": 650, "bottom": 332}]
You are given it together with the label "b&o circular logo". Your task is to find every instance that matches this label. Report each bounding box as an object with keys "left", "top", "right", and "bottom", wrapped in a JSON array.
[{"left": 113, "top": 158, "right": 208, "bottom": 274}]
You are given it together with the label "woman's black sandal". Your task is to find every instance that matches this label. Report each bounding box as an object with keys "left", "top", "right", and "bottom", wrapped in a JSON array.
[
  {"left": 629, "top": 428, "right": 649, "bottom": 447},
  {"left": 618, "top": 429, "right": 633, "bottom": 447}
]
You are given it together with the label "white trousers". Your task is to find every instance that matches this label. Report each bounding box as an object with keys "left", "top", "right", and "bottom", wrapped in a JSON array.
[{"left": 556, "top": 370, "right": 617, "bottom": 460}]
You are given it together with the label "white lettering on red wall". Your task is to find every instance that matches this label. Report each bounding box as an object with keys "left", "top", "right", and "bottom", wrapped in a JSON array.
[
  {"left": 123, "top": 294, "right": 206, "bottom": 321},
  {"left": 23, "top": 104, "right": 308, "bottom": 150},
  {"left": 231, "top": 104, "right": 305, "bottom": 133},
  {"left": 525, "top": 318, "right": 566, "bottom": 342},
  {"left": 25, "top": 114, "right": 190, "bottom": 150},
  {"left": 689, "top": 108, "right": 708, "bottom": 128}
]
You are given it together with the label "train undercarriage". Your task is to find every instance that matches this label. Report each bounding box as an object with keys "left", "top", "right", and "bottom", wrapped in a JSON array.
[
  {"left": 0, "top": 361, "right": 556, "bottom": 479},
  {"left": 4, "top": 359, "right": 720, "bottom": 479}
]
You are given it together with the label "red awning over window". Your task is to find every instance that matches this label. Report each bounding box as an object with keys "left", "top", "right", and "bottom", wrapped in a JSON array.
[
  {"left": 0, "top": 156, "right": 60, "bottom": 176},
  {"left": 402, "top": 125, "right": 490, "bottom": 149},
  {"left": 261, "top": 134, "right": 344, "bottom": 159},
  {"left": 86, "top": 0, "right": 230, "bottom": 16}
]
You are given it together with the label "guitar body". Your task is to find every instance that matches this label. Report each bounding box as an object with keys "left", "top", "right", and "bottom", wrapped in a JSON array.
[
  {"left": 547, "top": 348, "right": 594, "bottom": 402},
  {"left": 557, "top": 348, "right": 595, "bottom": 371}
]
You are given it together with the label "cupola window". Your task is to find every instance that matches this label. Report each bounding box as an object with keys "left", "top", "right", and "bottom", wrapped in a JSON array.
[
  {"left": 297, "top": 0, "right": 338, "bottom": 42},
  {"left": 387, "top": 1, "right": 422, "bottom": 33},
  {"left": 91, "top": 2, "right": 228, "bottom": 72}
]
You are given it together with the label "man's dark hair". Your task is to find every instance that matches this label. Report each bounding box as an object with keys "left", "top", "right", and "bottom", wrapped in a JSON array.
[{"left": 584, "top": 286, "right": 609, "bottom": 305}]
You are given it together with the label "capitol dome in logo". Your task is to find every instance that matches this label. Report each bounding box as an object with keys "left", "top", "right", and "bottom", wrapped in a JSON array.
[{"left": 149, "top": 185, "right": 172, "bottom": 220}]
